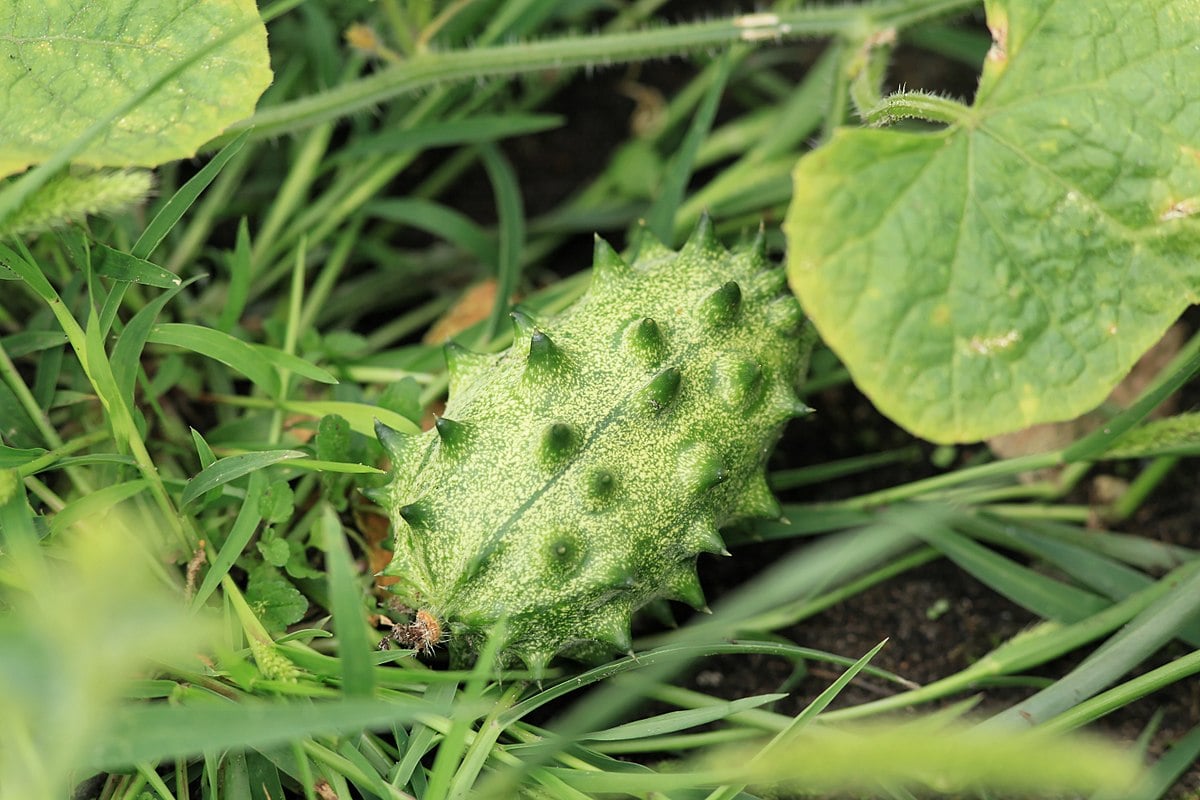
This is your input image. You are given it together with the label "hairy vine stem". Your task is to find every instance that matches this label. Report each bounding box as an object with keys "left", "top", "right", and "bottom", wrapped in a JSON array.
[{"left": 217, "top": 0, "right": 980, "bottom": 144}]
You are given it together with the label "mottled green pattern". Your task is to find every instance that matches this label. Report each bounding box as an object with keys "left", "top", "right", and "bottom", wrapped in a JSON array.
[{"left": 378, "top": 219, "right": 807, "bottom": 672}]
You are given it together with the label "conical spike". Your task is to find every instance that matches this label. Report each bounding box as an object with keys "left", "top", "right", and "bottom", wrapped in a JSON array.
[
  {"left": 682, "top": 211, "right": 721, "bottom": 257},
  {"left": 510, "top": 308, "right": 537, "bottom": 337},
  {"left": 679, "top": 442, "right": 727, "bottom": 494},
  {"left": 766, "top": 295, "right": 804, "bottom": 333},
  {"left": 683, "top": 516, "right": 729, "bottom": 556},
  {"left": 519, "top": 650, "right": 553, "bottom": 682},
  {"left": 444, "top": 341, "right": 492, "bottom": 395},
  {"left": 544, "top": 533, "right": 585, "bottom": 574},
  {"left": 757, "top": 266, "right": 788, "bottom": 296},
  {"left": 699, "top": 281, "right": 742, "bottom": 328},
  {"left": 665, "top": 564, "right": 709, "bottom": 612},
  {"left": 624, "top": 317, "right": 667, "bottom": 366},
  {"left": 375, "top": 418, "right": 419, "bottom": 464},
  {"left": 511, "top": 310, "right": 567, "bottom": 375},
  {"left": 434, "top": 416, "right": 470, "bottom": 454},
  {"left": 767, "top": 382, "right": 812, "bottom": 424},
  {"left": 583, "top": 468, "right": 618, "bottom": 510},
  {"left": 748, "top": 221, "right": 769, "bottom": 265},
  {"left": 527, "top": 329, "right": 565, "bottom": 370},
  {"left": 592, "top": 603, "right": 635, "bottom": 653},
  {"left": 628, "top": 220, "right": 673, "bottom": 262},
  {"left": 734, "top": 472, "right": 783, "bottom": 520},
  {"left": 639, "top": 366, "right": 682, "bottom": 413},
  {"left": 360, "top": 485, "right": 388, "bottom": 505},
  {"left": 710, "top": 357, "right": 765, "bottom": 411},
  {"left": 591, "top": 234, "right": 629, "bottom": 290},
  {"left": 539, "top": 422, "right": 580, "bottom": 468},
  {"left": 398, "top": 500, "right": 432, "bottom": 528}
]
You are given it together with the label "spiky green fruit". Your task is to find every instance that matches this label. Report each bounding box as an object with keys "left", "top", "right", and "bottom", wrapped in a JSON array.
[{"left": 377, "top": 217, "right": 808, "bottom": 673}]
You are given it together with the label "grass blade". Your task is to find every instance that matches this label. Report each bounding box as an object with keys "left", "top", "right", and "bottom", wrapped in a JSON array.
[
  {"left": 49, "top": 480, "right": 148, "bottom": 536},
  {"left": 365, "top": 198, "right": 496, "bottom": 268},
  {"left": 132, "top": 130, "right": 252, "bottom": 260},
  {"left": 92, "top": 244, "right": 182, "bottom": 288},
  {"left": 321, "top": 504, "right": 375, "bottom": 697},
  {"left": 191, "top": 471, "right": 265, "bottom": 609},
  {"left": 79, "top": 697, "right": 450, "bottom": 773},
  {"left": 180, "top": 450, "right": 305, "bottom": 507},
  {"left": 581, "top": 693, "right": 787, "bottom": 742},
  {"left": 644, "top": 50, "right": 732, "bottom": 243},
  {"left": 479, "top": 143, "right": 524, "bottom": 342},
  {"left": 922, "top": 522, "right": 1110, "bottom": 622},
  {"left": 986, "top": 563, "right": 1200, "bottom": 730}
]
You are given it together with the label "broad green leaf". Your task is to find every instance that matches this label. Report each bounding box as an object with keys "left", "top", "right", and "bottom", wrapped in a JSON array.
[
  {"left": 0, "top": 0, "right": 271, "bottom": 177},
  {"left": 245, "top": 563, "right": 307, "bottom": 633},
  {"left": 785, "top": 0, "right": 1200, "bottom": 442}
]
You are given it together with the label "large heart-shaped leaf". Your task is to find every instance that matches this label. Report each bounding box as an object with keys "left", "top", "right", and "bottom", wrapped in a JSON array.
[
  {"left": 786, "top": 0, "right": 1200, "bottom": 442},
  {"left": 0, "top": 0, "right": 270, "bottom": 178}
]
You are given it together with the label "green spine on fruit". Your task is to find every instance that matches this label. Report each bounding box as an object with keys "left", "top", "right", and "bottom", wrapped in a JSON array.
[{"left": 377, "top": 216, "right": 809, "bottom": 674}]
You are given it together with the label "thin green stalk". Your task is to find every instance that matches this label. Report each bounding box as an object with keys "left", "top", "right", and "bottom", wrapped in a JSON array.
[
  {"left": 985, "top": 503, "right": 1091, "bottom": 523},
  {"left": 21, "top": 474, "right": 64, "bottom": 512},
  {"left": 726, "top": 547, "right": 941, "bottom": 633},
  {"left": 769, "top": 445, "right": 923, "bottom": 489},
  {"left": 1106, "top": 455, "right": 1178, "bottom": 522},
  {"left": 824, "top": 451, "right": 1061, "bottom": 510},
  {"left": 217, "top": 0, "right": 980, "bottom": 144},
  {"left": 1039, "top": 648, "right": 1200, "bottom": 734},
  {"left": 251, "top": 151, "right": 414, "bottom": 297},
  {"left": 250, "top": 120, "right": 335, "bottom": 272},
  {"left": 823, "top": 559, "right": 1200, "bottom": 721},
  {"left": 15, "top": 429, "right": 109, "bottom": 478},
  {"left": 164, "top": 148, "right": 255, "bottom": 274},
  {"left": 0, "top": 340, "right": 68, "bottom": 448},
  {"left": 363, "top": 294, "right": 455, "bottom": 353},
  {"left": 299, "top": 222, "right": 362, "bottom": 334},
  {"left": 268, "top": 240, "right": 307, "bottom": 446}
]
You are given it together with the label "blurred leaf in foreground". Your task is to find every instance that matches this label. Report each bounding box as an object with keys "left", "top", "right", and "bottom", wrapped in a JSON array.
[{"left": 0, "top": 491, "right": 213, "bottom": 800}]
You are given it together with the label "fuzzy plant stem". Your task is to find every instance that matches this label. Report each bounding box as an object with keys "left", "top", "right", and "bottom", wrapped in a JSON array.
[{"left": 216, "top": 0, "right": 981, "bottom": 144}]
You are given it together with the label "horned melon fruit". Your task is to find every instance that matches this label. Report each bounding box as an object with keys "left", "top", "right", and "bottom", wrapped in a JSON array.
[{"left": 374, "top": 217, "right": 809, "bottom": 674}]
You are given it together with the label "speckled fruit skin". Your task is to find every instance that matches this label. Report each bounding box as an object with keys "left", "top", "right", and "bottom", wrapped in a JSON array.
[{"left": 374, "top": 217, "right": 809, "bottom": 674}]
